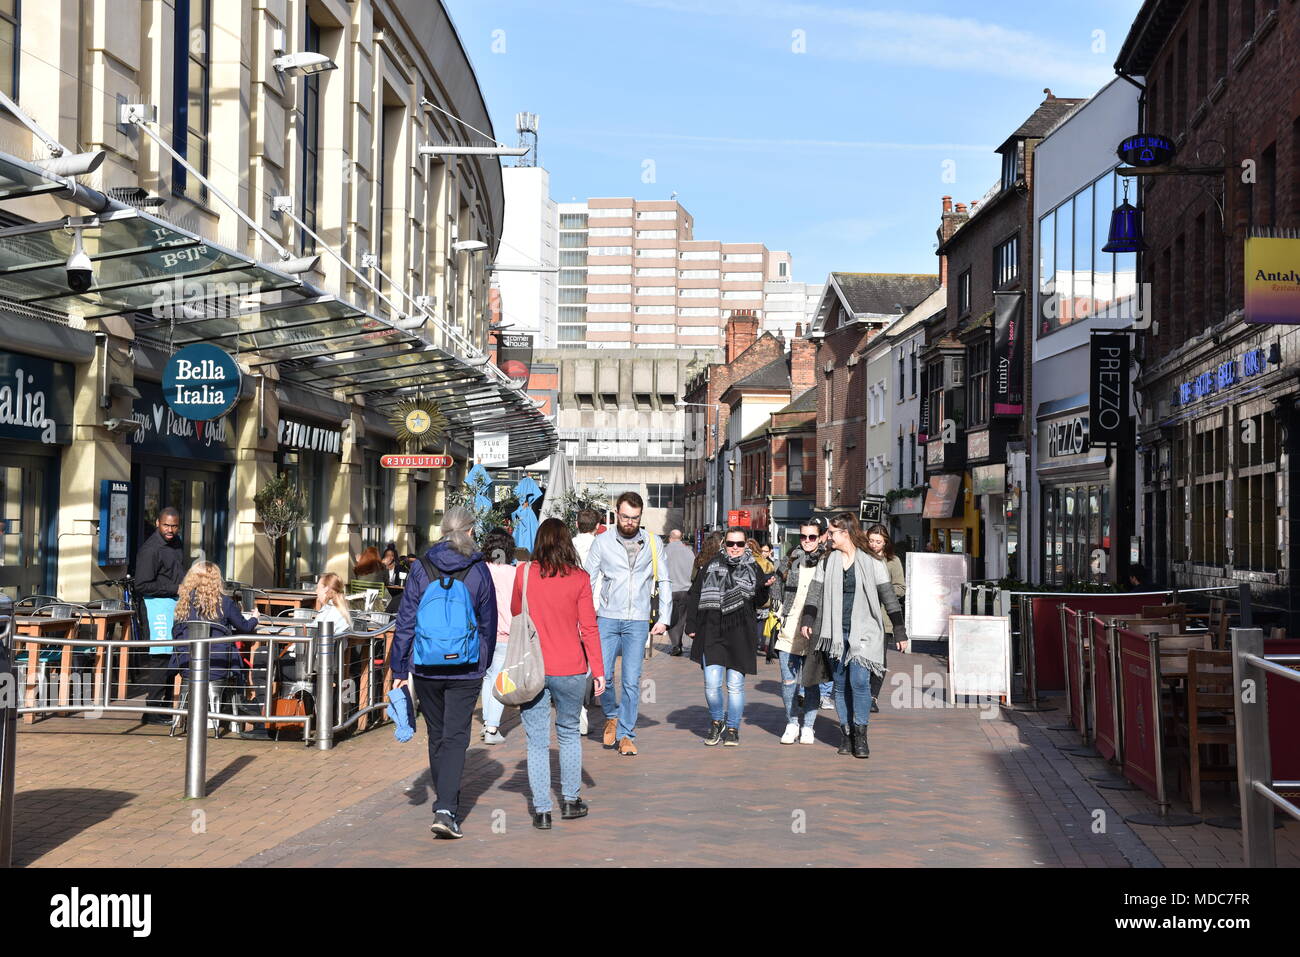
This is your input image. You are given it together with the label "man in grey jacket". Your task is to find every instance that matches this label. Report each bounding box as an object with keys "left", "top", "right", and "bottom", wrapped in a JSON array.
[
  {"left": 583, "top": 492, "right": 672, "bottom": 756},
  {"left": 663, "top": 529, "right": 695, "bottom": 656}
]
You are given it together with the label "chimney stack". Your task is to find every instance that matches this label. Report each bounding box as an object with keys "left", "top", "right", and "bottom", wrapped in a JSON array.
[
  {"left": 725, "top": 309, "right": 760, "bottom": 363},
  {"left": 789, "top": 335, "right": 817, "bottom": 397},
  {"left": 794, "top": 321, "right": 803, "bottom": 338},
  {"left": 942, "top": 195, "right": 953, "bottom": 214}
]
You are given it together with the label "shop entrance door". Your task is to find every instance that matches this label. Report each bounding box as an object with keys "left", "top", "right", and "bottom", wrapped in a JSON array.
[
  {"left": 133, "top": 464, "right": 228, "bottom": 571},
  {"left": 0, "top": 455, "right": 56, "bottom": 600}
]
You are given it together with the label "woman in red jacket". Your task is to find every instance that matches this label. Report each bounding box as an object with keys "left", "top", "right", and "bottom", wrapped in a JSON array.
[{"left": 512, "top": 518, "right": 606, "bottom": 830}]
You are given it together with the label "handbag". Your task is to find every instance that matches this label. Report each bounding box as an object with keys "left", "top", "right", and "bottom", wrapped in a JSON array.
[
  {"left": 798, "top": 648, "right": 832, "bottom": 688},
  {"left": 492, "top": 562, "right": 547, "bottom": 706}
]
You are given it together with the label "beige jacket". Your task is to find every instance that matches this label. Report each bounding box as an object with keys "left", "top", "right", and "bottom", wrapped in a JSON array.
[{"left": 775, "top": 562, "right": 817, "bottom": 654}]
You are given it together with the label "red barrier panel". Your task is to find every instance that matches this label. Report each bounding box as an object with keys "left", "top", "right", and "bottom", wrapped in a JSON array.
[
  {"left": 1117, "top": 627, "right": 1162, "bottom": 801},
  {"left": 1265, "top": 638, "right": 1300, "bottom": 780},
  {"left": 1091, "top": 616, "right": 1118, "bottom": 762},
  {"left": 1062, "top": 608, "right": 1086, "bottom": 735},
  {"left": 1029, "top": 594, "right": 1166, "bottom": 691}
]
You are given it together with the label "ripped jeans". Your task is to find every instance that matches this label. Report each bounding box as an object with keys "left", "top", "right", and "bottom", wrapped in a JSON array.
[{"left": 778, "top": 651, "right": 818, "bottom": 728}]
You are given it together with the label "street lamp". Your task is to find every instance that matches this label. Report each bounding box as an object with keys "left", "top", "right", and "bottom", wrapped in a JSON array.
[{"left": 272, "top": 52, "right": 337, "bottom": 76}]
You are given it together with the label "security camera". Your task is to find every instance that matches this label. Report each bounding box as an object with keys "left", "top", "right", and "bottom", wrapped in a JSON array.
[
  {"left": 67, "top": 228, "right": 94, "bottom": 293},
  {"left": 103, "top": 417, "right": 143, "bottom": 435}
]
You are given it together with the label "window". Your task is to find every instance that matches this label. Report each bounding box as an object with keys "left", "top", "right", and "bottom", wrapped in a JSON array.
[
  {"left": 559, "top": 213, "right": 589, "bottom": 228},
  {"left": 588, "top": 264, "right": 630, "bottom": 275},
  {"left": 635, "top": 248, "right": 676, "bottom": 258},
  {"left": 362, "top": 451, "right": 391, "bottom": 547},
  {"left": 296, "top": 15, "right": 322, "bottom": 252},
  {"left": 898, "top": 433, "right": 905, "bottom": 487},
  {"left": 558, "top": 269, "right": 587, "bottom": 285},
  {"left": 590, "top": 283, "right": 631, "bottom": 294},
  {"left": 1242, "top": 0, "right": 1256, "bottom": 38},
  {"left": 679, "top": 269, "right": 720, "bottom": 279},
  {"left": 637, "top": 209, "right": 677, "bottom": 220},
  {"left": 723, "top": 271, "right": 764, "bottom": 281},
  {"left": 680, "top": 288, "right": 718, "bottom": 298},
  {"left": 1000, "top": 145, "right": 1017, "bottom": 190},
  {"left": 1233, "top": 408, "right": 1279, "bottom": 571},
  {"left": 0, "top": 0, "right": 17, "bottom": 97},
  {"left": 635, "top": 324, "right": 674, "bottom": 334},
  {"left": 636, "top": 267, "right": 675, "bottom": 277},
  {"left": 957, "top": 269, "right": 971, "bottom": 316},
  {"left": 558, "top": 287, "right": 588, "bottom": 304},
  {"left": 910, "top": 346, "right": 918, "bottom": 397},
  {"left": 927, "top": 360, "right": 944, "bottom": 440},
  {"left": 779, "top": 261, "right": 788, "bottom": 278},
  {"left": 994, "top": 233, "right": 1019, "bottom": 288},
  {"left": 559, "top": 250, "right": 588, "bottom": 266},
  {"left": 558, "top": 325, "right": 586, "bottom": 341},
  {"left": 636, "top": 229, "right": 676, "bottom": 239},
  {"left": 1189, "top": 417, "right": 1227, "bottom": 565},
  {"left": 590, "top": 246, "right": 632, "bottom": 256},
  {"left": 681, "top": 250, "right": 720, "bottom": 260},
  {"left": 908, "top": 431, "right": 917, "bottom": 485},
  {"left": 723, "top": 253, "right": 763, "bottom": 263},
  {"left": 589, "top": 207, "right": 632, "bottom": 219},
  {"left": 636, "top": 286, "right": 675, "bottom": 296},
  {"left": 558, "top": 305, "right": 587, "bottom": 321},
  {"left": 1041, "top": 484, "right": 1111, "bottom": 586},
  {"left": 589, "top": 321, "right": 631, "bottom": 332},
  {"left": 560, "top": 232, "right": 588, "bottom": 248},
  {"left": 722, "top": 291, "right": 760, "bottom": 300},
  {"left": 589, "top": 226, "right": 632, "bottom": 237},
  {"left": 897, "top": 350, "right": 906, "bottom": 397},
  {"left": 173, "top": 0, "right": 211, "bottom": 201},
  {"left": 635, "top": 305, "right": 673, "bottom": 314},
  {"left": 646, "top": 484, "right": 682, "bottom": 509},
  {"left": 679, "top": 306, "right": 720, "bottom": 317},
  {"left": 588, "top": 303, "right": 630, "bottom": 313},
  {"left": 967, "top": 340, "right": 990, "bottom": 429},
  {"left": 787, "top": 438, "right": 804, "bottom": 492}
]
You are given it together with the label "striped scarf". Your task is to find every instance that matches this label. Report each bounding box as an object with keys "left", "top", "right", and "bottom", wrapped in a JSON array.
[{"left": 697, "top": 551, "right": 758, "bottom": 615}]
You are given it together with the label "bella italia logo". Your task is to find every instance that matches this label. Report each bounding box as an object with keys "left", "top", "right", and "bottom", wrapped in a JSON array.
[
  {"left": 161, "top": 344, "right": 242, "bottom": 422},
  {"left": 0, "top": 366, "right": 56, "bottom": 443}
]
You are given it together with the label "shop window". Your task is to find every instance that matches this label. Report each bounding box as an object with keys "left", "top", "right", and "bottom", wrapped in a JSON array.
[
  {"left": 787, "top": 437, "right": 803, "bottom": 493},
  {"left": 296, "top": 16, "right": 322, "bottom": 254},
  {"left": 646, "top": 484, "right": 681, "bottom": 509},
  {"left": 1180, "top": 417, "right": 1227, "bottom": 566},
  {"left": 967, "top": 340, "right": 990, "bottom": 429},
  {"left": 0, "top": 1, "right": 16, "bottom": 99},
  {"left": 1233, "top": 410, "right": 1279, "bottom": 571}
]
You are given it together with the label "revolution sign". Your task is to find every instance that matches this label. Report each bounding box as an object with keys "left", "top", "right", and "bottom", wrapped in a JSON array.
[
  {"left": 381, "top": 454, "right": 453, "bottom": 469},
  {"left": 162, "top": 344, "right": 241, "bottom": 421}
]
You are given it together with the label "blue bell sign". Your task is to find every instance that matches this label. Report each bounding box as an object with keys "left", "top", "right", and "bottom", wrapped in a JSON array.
[{"left": 1116, "top": 133, "right": 1176, "bottom": 168}]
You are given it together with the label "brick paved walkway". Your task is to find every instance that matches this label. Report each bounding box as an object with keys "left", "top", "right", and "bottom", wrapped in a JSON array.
[{"left": 11, "top": 641, "right": 1296, "bottom": 867}]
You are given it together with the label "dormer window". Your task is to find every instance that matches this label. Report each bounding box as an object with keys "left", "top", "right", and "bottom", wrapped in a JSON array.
[{"left": 1001, "top": 145, "right": 1018, "bottom": 191}]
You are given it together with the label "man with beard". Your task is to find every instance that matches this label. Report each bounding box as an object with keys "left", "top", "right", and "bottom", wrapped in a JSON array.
[
  {"left": 583, "top": 492, "right": 672, "bottom": 756},
  {"left": 133, "top": 507, "right": 187, "bottom": 724}
]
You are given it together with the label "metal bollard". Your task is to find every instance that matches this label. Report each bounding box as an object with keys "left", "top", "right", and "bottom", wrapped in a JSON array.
[
  {"left": 184, "top": 621, "right": 211, "bottom": 800},
  {"left": 1231, "top": 627, "right": 1274, "bottom": 867},
  {"left": 315, "top": 619, "right": 334, "bottom": 751}
]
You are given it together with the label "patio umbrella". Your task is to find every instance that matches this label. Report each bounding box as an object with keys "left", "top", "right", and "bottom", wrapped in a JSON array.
[
  {"left": 511, "top": 475, "right": 543, "bottom": 553},
  {"left": 539, "top": 449, "right": 574, "bottom": 522}
]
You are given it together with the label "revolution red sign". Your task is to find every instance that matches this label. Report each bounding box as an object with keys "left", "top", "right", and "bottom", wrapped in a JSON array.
[{"left": 380, "top": 454, "right": 453, "bottom": 469}]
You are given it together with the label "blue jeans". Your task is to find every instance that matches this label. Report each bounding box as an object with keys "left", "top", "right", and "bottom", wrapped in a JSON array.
[
  {"left": 702, "top": 656, "right": 744, "bottom": 728},
  {"left": 518, "top": 673, "right": 586, "bottom": 813},
  {"left": 832, "top": 656, "right": 874, "bottom": 727},
  {"left": 820, "top": 680, "right": 833, "bottom": 699},
  {"left": 479, "top": 639, "right": 508, "bottom": 730},
  {"left": 778, "top": 651, "right": 817, "bottom": 728},
  {"left": 596, "top": 617, "right": 648, "bottom": 740}
]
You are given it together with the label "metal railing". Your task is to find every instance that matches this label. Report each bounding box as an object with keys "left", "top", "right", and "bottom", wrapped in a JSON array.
[{"left": 1231, "top": 627, "right": 1300, "bottom": 867}]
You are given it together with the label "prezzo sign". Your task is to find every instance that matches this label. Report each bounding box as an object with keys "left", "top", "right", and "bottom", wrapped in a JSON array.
[
  {"left": 1044, "top": 416, "right": 1089, "bottom": 458},
  {"left": 0, "top": 350, "right": 74, "bottom": 445},
  {"left": 1089, "top": 334, "right": 1129, "bottom": 446},
  {"left": 277, "top": 418, "right": 342, "bottom": 455},
  {"left": 1172, "top": 346, "right": 1269, "bottom": 406},
  {"left": 162, "top": 344, "right": 242, "bottom": 421}
]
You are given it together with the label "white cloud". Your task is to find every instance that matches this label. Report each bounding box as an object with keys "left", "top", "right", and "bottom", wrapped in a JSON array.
[{"left": 622, "top": 0, "right": 1115, "bottom": 89}]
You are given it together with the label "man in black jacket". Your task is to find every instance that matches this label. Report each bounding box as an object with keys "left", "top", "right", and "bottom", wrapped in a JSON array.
[{"left": 134, "top": 508, "right": 186, "bottom": 723}]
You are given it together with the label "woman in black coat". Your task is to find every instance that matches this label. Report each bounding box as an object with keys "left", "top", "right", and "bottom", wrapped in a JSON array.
[{"left": 683, "top": 526, "right": 773, "bottom": 747}]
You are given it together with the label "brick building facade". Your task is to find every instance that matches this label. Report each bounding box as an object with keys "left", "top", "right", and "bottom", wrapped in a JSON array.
[{"left": 1117, "top": 0, "right": 1300, "bottom": 628}]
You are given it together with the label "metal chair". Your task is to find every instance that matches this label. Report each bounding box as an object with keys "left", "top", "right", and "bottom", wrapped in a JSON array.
[
  {"left": 13, "top": 595, "right": 61, "bottom": 613},
  {"left": 168, "top": 620, "right": 241, "bottom": 738}
]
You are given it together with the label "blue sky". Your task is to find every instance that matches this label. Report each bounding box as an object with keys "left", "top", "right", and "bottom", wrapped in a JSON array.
[{"left": 443, "top": 0, "right": 1145, "bottom": 284}]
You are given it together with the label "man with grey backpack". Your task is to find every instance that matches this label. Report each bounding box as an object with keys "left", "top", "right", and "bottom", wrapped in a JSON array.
[{"left": 390, "top": 507, "right": 497, "bottom": 840}]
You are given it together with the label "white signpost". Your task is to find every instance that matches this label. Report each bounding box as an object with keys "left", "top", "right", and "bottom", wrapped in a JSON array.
[
  {"left": 474, "top": 432, "right": 510, "bottom": 467},
  {"left": 947, "top": 614, "right": 1012, "bottom": 704}
]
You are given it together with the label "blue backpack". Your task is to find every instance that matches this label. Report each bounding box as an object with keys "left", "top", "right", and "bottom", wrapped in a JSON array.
[{"left": 412, "top": 557, "right": 480, "bottom": 667}]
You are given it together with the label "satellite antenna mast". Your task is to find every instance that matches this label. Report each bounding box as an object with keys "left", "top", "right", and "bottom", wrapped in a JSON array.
[{"left": 515, "top": 112, "right": 539, "bottom": 167}]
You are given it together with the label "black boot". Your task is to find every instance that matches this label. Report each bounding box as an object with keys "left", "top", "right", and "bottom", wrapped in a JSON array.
[
  {"left": 704, "top": 719, "right": 725, "bottom": 746},
  {"left": 852, "top": 725, "right": 870, "bottom": 759},
  {"left": 837, "top": 724, "right": 853, "bottom": 755}
]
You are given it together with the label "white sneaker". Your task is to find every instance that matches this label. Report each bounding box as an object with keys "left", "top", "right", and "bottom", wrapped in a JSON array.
[
  {"left": 578, "top": 707, "right": 589, "bottom": 735},
  {"left": 780, "top": 722, "right": 799, "bottom": 745},
  {"left": 482, "top": 727, "right": 505, "bottom": 745},
  {"left": 799, "top": 726, "right": 815, "bottom": 745},
  {"left": 820, "top": 696, "right": 835, "bottom": 710}
]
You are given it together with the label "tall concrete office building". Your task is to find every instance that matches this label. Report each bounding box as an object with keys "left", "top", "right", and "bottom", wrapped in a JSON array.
[
  {"left": 555, "top": 198, "right": 788, "bottom": 350},
  {"left": 497, "top": 165, "right": 559, "bottom": 347}
]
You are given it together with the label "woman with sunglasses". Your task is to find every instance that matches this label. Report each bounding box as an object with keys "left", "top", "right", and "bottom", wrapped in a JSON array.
[
  {"left": 772, "top": 520, "right": 828, "bottom": 743},
  {"left": 683, "top": 527, "right": 774, "bottom": 746},
  {"left": 799, "top": 513, "right": 907, "bottom": 758},
  {"left": 864, "top": 523, "right": 906, "bottom": 714}
]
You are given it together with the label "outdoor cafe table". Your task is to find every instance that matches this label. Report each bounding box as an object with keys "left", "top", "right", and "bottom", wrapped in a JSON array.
[
  {"left": 15, "top": 615, "right": 79, "bottom": 723},
  {"left": 254, "top": 589, "right": 318, "bottom": 614}
]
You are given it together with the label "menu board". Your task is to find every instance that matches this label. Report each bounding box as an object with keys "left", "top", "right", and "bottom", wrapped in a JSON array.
[
  {"left": 905, "top": 552, "right": 968, "bottom": 639},
  {"left": 97, "top": 479, "right": 131, "bottom": 566},
  {"left": 948, "top": 615, "right": 1012, "bottom": 703}
]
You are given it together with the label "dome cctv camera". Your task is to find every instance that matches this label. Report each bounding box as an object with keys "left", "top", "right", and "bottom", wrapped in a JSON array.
[{"left": 67, "top": 227, "right": 94, "bottom": 293}]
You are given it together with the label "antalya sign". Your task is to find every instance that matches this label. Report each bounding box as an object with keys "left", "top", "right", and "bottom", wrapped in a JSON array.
[
  {"left": 1116, "top": 133, "right": 1176, "bottom": 168},
  {"left": 1245, "top": 237, "right": 1300, "bottom": 324},
  {"left": 162, "top": 344, "right": 241, "bottom": 421}
]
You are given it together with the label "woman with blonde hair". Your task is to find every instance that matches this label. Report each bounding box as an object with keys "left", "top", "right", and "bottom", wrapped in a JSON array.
[
  {"left": 169, "top": 561, "right": 259, "bottom": 722},
  {"left": 314, "top": 572, "right": 353, "bottom": 633}
]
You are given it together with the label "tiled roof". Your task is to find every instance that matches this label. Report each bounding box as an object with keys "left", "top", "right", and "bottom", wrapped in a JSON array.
[
  {"left": 831, "top": 272, "right": 941, "bottom": 317},
  {"left": 1006, "top": 95, "right": 1087, "bottom": 142},
  {"left": 729, "top": 354, "right": 791, "bottom": 392},
  {"left": 774, "top": 387, "right": 817, "bottom": 416}
]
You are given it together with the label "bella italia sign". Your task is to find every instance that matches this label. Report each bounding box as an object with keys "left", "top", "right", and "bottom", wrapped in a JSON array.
[{"left": 162, "top": 344, "right": 242, "bottom": 421}]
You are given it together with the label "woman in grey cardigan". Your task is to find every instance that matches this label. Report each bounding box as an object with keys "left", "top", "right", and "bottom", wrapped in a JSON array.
[{"left": 799, "top": 513, "right": 908, "bottom": 758}]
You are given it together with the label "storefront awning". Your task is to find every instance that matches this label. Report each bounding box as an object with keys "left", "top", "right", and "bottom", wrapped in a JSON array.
[{"left": 0, "top": 151, "right": 555, "bottom": 467}]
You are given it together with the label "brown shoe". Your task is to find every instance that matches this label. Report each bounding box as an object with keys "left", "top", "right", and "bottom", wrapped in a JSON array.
[
  {"left": 602, "top": 718, "right": 618, "bottom": 748},
  {"left": 617, "top": 736, "right": 638, "bottom": 756}
]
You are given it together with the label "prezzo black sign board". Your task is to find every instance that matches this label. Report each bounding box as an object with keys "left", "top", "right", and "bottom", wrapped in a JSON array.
[{"left": 1089, "top": 334, "right": 1129, "bottom": 446}]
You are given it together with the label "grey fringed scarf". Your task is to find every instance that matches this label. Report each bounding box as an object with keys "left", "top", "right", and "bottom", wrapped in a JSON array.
[{"left": 814, "top": 549, "right": 887, "bottom": 677}]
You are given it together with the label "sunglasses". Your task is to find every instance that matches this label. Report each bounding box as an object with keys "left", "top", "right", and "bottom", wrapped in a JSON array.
[
  {"left": 800, "top": 534, "right": 820, "bottom": 541},
  {"left": 724, "top": 540, "right": 747, "bottom": 548}
]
